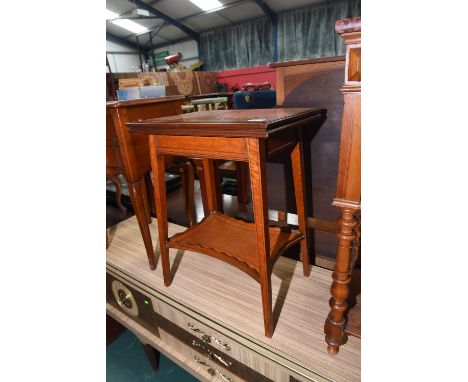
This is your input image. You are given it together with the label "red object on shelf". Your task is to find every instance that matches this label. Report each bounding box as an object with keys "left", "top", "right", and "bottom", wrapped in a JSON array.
[
  {"left": 242, "top": 82, "right": 272, "bottom": 91},
  {"left": 165, "top": 53, "right": 182, "bottom": 65}
]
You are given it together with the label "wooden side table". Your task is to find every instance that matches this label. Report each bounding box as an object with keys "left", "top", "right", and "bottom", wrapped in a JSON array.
[
  {"left": 127, "top": 108, "right": 326, "bottom": 337},
  {"left": 106, "top": 96, "right": 192, "bottom": 270},
  {"left": 324, "top": 17, "right": 361, "bottom": 355}
]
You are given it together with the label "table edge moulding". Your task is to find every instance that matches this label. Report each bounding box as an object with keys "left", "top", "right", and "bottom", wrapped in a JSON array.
[
  {"left": 324, "top": 17, "right": 361, "bottom": 356},
  {"left": 126, "top": 108, "right": 327, "bottom": 339}
]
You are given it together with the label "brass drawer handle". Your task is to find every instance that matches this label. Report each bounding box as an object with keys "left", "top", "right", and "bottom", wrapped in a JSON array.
[
  {"left": 213, "top": 337, "right": 231, "bottom": 351},
  {"left": 201, "top": 334, "right": 211, "bottom": 343},
  {"left": 188, "top": 322, "right": 203, "bottom": 333},
  {"left": 187, "top": 322, "right": 231, "bottom": 351},
  {"left": 193, "top": 355, "right": 235, "bottom": 382},
  {"left": 192, "top": 340, "right": 233, "bottom": 368},
  {"left": 212, "top": 352, "right": 232, "bottom": 367},
  {"left": 193, "top": 354, "right": 209, "bottom": 366}
]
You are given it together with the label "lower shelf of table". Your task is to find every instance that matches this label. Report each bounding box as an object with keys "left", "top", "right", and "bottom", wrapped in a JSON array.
[{"left": 167, "top": 212, "right": 303, "bottom": 281}]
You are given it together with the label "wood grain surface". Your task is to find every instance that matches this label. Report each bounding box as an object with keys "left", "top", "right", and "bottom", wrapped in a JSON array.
[
  {"left": 268, "top": 57, "right": 346, "bottom": 261},
  {"left": 106, "top": 217, "right": 360, "bottom": 382},
  {"left": 126, "top": 108, "right": 325, "bottom": 138}
]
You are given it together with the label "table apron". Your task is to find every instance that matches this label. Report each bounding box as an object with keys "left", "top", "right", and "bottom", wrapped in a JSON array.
[{"left": 155, "top": 135, "right": 249, "bottom": 162}]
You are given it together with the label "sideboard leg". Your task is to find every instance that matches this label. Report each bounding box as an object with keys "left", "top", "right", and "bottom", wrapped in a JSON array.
[
  {"left": 128, "top": 180, "right": 156, "bottom": 270},
  {"left": 324, "top": 206, "right": 358, "bottom": 355},
  {"left": 142, "top": 343, "right": 161, "bottom": 372}
]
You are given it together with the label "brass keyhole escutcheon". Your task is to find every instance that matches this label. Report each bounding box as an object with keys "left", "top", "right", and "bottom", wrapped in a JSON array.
[{"left": 111, "top": 280, "right": 139, "bottom": 317}]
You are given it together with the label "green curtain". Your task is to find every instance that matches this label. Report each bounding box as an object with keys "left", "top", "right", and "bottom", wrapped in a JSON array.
[
  {"left": 278, "top": 0, "right": 361, "bottom": 61},
  {"left": 200, "top": 0, "right": 361, "bottom": 71},
  {"left": 200, "top": 17, "right": 273, "bottom": 71}
]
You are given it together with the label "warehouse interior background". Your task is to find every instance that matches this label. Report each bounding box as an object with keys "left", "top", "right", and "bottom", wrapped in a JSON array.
[{"left": 106, "top": 0, "right": 360, "bottom": 73}]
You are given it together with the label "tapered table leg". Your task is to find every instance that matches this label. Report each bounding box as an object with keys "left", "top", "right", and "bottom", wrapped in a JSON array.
[
  {"left": 140, "top": 177, "right": 152, "bottom": 224},
  {"left": 149, "top": 135, "right": 171, "bottom": 286},
  {"left": 127, "top": 179, "right": 156, "bottom": 270},
  {"left": 201, "top": 159, "right": 220, "bottom": 214},
  {"left": 324, "top": 206, "right": 358, "bottom": 355},
  {"left": 193, "top": 159, "right": 209, "bottom": 217},
  {"left": 235, "top": 162, "right": 248, "bottom": 213},
  {"left": 144, "top": 171, "right": 156, "bottom": 217},
  {"left": 291, "top": 139, "right": 311, "bottom": 277},
  {"left": 247, "top": 138, "right": 273, "bottom": 338},
  {"left": 179, "top": 160, "right": 196, "bottom": 227},
  {"left": 214, "top": 160, "right": 224, "bottom": 214}
]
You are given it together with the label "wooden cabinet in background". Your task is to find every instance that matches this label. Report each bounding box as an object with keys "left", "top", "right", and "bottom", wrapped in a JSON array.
[
  {"left": 106, "top": 96, "right": 195, "bottom": 270},
  {"left": 269, "top": 56, "right": 346, "bottom": 264},
  {"left": 324, "top": 17, "right": 361, "bottom": 356}
]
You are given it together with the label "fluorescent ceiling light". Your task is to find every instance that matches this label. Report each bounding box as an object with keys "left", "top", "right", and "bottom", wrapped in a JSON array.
[
  {"left": 106, "top": 8, "right": 147, "bottom": 34},
  {"left": 189, "top": 0, "right": 223, "bottom": 11}
]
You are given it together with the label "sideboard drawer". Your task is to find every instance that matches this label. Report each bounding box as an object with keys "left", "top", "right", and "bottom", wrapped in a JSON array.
[{"left": 152, "top": 296, "right": 290, "bottom": 382}]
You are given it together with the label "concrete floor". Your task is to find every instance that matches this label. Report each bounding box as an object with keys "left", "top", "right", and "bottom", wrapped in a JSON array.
[{"left": 107, "top": 329, "right": 200, "bottom": 382}]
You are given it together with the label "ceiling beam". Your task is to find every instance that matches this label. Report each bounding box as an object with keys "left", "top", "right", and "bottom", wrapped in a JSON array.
[
  {"left": 106, "top": 16, "right": 162, "bottom": 22},
  {"left": 130, "top": 0, "right": 200, "bottom": 41},
  {"left": 152, "top": 36, "right": 195, "bottom": 51},
  {"left": 106, "top": 32, "right": 139, "bottom": 51},
  {"left": 144, "top": 21, "right": 167, "bottom": 50},
  {"left": 121, "top": 0, "right": 250, "bottom": 39}
]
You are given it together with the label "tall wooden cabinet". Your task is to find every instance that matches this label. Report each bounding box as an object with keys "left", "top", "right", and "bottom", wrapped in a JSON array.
[{"left": 324, "top": 17, "right": 361, "bottom": 356}]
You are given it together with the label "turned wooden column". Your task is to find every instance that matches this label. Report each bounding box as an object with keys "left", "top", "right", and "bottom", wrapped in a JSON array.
[{"left": 324, "top": 17, "right": 361, "bottom": 355}]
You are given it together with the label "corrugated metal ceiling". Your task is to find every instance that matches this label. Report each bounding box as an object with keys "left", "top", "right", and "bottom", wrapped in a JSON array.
[{"left": 106, "top": 0, "right": 326, "bottom": 48}]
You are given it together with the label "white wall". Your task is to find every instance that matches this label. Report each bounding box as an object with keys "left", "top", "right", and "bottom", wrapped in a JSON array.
[
  {"left": 106, "top": 39, "right": 201, "bottom": 73},
  {"left": 106, "top": 41, "right": 141, "bottom": 73}
]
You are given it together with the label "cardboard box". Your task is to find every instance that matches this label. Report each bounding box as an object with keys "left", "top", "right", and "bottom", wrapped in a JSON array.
[
  {"left": 117, "top": 85, "right": 180, "bottom": 100},
  {"left": 117, "top": 87, "right": 140, "bottom": 101}
]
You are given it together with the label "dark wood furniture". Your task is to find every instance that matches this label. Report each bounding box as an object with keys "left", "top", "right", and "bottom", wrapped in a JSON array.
[
  {"left": 106, "top": 96, "right": 195, "bottom": 270},
  {"left": 324, "top": 17, "right": 361, "bottom": 356},
  {"left": 127, "top": 108, "right": 326, "bottom": 338},
  {"left": 269, "top": 56, "right": 346, "bottom": 266}
]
